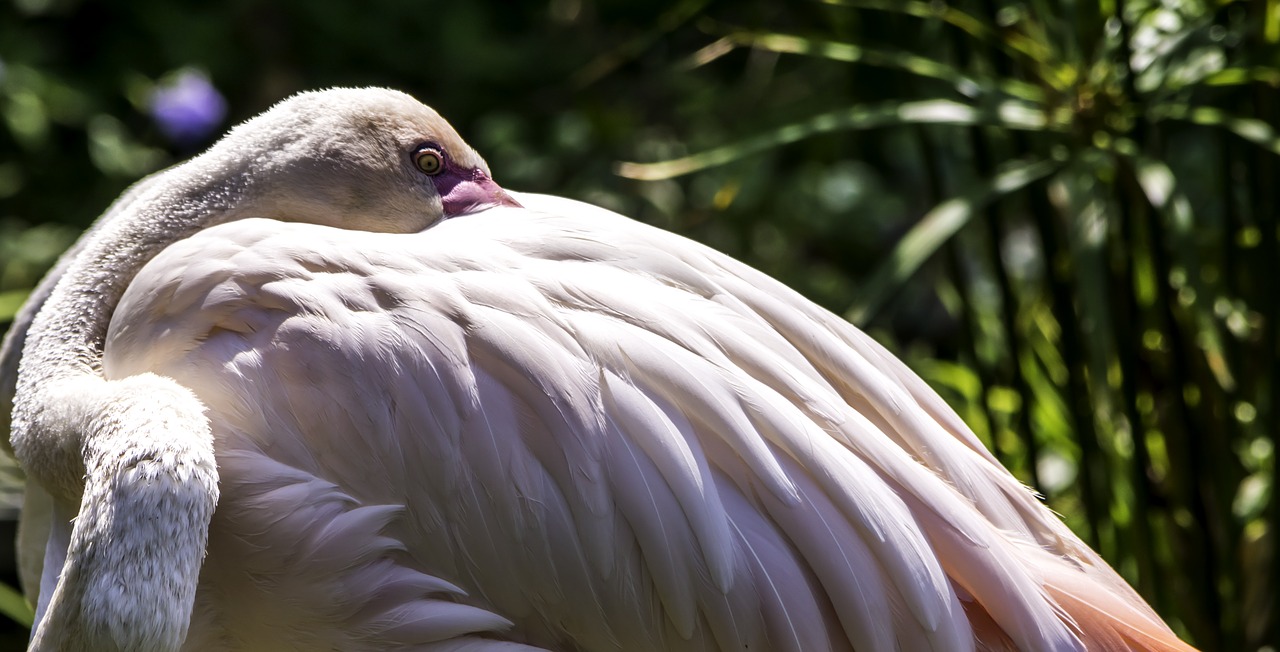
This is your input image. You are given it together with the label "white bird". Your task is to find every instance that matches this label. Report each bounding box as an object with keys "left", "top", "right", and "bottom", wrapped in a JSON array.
[{"left": 0, "top": 87, "right": 1196, "bottom": 651}]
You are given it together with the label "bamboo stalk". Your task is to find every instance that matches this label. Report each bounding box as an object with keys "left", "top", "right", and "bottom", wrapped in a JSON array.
[
  {"left": 946, "top": 12, "right": 1045, "bottom": 488},
  {"left": 1107, "top": 170, "right": 1166, "bottom": 609},
  {"left": 1027, "top": 182, "right": 1109, "bottom": 550},
  {"left": 943, "top": 240, "right": 1012, "bottom": 467},
  {"left": 1123, "top": 158, "right": 1223, "bottom": 648},
  {"left": 1112, "top": 3, "right": 1224, "bottom": 644},
  {"left": 969, "top": 126, "right": 1043, "bottom": 490},
  {"left": 1253, "top": 76, "right": 1280, "bottom": 652}
]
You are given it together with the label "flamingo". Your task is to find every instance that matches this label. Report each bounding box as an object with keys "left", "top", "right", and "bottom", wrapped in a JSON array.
[{"left": 0, "top": 87, "right": 1195, "bottom": 651}]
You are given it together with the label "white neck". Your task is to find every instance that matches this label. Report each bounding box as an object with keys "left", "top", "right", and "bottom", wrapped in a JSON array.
[
  {"left": 12, "top": 151, "right": 247, "bottom": 493},
  {"left": 13, "top": 153, "right": 247, "bottom": 651}
]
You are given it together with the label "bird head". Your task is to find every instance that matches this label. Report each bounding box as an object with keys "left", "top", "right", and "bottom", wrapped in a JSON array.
[{"left": 203, "top": 87, "right": 519, "bottom": 233}]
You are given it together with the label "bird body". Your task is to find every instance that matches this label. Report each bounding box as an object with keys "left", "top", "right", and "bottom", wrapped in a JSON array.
[{"left": 2, "top": 88, "right": 1195, "bottom": 651}]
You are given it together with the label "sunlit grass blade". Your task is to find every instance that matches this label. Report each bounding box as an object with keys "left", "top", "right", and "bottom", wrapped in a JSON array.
[
  {"left": 1195, "top": 66, "right": 1280, "bottom": 88},
  {"left": 724, "top": 32, "right": 1045, "bottom": 102},
  {"left": 616, "top": 99, "right": 1059, "bottom": 180},
  {"left": 0, "top": 581, "right": 32, "bottom": 628},
  {"left": 818, "top": 0, "right": 1065, "bottom": 85},
  {"left": 570, "top": 0, "right": 711, "bottom": 88},
  {"left": 0, "top": 289, "right": 31, "bottom": 324},
  {"left": 845, "top": 157, "right": 1062, "bottom": 324},
  {"left": 1150, "top": 104, "right": 1280, "bottom": 156}
]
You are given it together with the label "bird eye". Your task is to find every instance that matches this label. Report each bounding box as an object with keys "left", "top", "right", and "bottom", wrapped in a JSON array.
[{"left": 413, "top": 147, "right": 444, "bottom": 176}]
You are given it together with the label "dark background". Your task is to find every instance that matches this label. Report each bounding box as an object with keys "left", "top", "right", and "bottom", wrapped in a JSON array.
[{"left": 2, "top": 0, "right": 1276, "bottom": 649}]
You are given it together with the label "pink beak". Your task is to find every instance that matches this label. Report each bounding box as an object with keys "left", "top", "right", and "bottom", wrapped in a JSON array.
[{"left": 436, "top": 167, "right": 521, "bottom": 217}]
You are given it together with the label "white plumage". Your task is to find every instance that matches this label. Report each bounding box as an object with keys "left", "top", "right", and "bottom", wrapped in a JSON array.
[{"left": 1, "top": 88, "right": 1193, "bottom": 651}]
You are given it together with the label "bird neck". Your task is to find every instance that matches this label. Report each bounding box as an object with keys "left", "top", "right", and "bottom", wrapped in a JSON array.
[
  {"left": 10, "top": 153, "right": 248, "bottom": 499},
  {"left": 10, "top": 156, "right": 239, "bottom": 650},
  {"left": 0, "top": 171, "right": 165, "bottom": 451}
]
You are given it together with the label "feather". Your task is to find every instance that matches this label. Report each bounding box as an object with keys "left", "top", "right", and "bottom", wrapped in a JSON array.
[{"left": 600, "top": 371, "right": 737, "bottom": 593}]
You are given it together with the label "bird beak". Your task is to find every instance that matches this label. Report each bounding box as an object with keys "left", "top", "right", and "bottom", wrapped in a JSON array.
[{"left": 437, "top": 168, "right": 522, "bottom": 217}]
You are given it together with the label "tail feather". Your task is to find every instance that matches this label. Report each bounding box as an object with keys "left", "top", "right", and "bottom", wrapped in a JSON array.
[
  {"left": 1042, "top": 563, "right": 1198, "bottom": 652},
  {"left": 946, "top": 529, "right": 1198, "bottom": 651}
]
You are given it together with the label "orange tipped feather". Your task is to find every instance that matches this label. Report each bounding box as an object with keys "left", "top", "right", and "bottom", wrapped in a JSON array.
[{"left": 1042, "top": 563, "right": 1199, "bottom": 652}]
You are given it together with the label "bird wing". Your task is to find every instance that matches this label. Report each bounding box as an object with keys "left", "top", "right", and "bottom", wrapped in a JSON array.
[{"left": 102, "top": 192, "right": 1191, "bottom": 652}]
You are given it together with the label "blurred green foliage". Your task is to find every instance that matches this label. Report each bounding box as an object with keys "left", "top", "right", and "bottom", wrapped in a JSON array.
[{"left": 2, "top": 0, "right": 1279, "bottom": 649}]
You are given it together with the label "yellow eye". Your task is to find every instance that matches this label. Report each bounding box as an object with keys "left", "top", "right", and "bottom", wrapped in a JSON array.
[{"left": 414, "top": 147, "right": 444, "bottom": 175}]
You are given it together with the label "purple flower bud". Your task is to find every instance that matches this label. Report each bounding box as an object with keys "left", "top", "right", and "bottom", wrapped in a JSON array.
[{"left": 149, "top": 71, "right": 227, "bottom": 146}]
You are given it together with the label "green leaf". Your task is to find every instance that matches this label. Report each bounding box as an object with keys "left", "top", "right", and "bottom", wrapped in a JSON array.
[
  {"left": 0, "top": 289, "right": 31, "bottom": 323},
  {"left": 616, "top": 99, "right": 1059, "bottom": 180},
  {"left": 726, "top": 32, "right": 1045, "bottom": 102},
  {"left": 818, "top": 0, "right": 1065, "bottom": 84},
  {"left": 0, "top": 581, "right": 32, "bottom": 628},
  {"left": 845, "top": 157, "right": 1063, "bottom": 324},
  {"left": 1197, "top": 66, "right": 1280, "bottom": 88},
  {"left": 1150, "top": 104, "right": 1280, "bottom": 157},
  {"left": 1021, "top": 303, "right": 1074, "bottom": 447}
]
